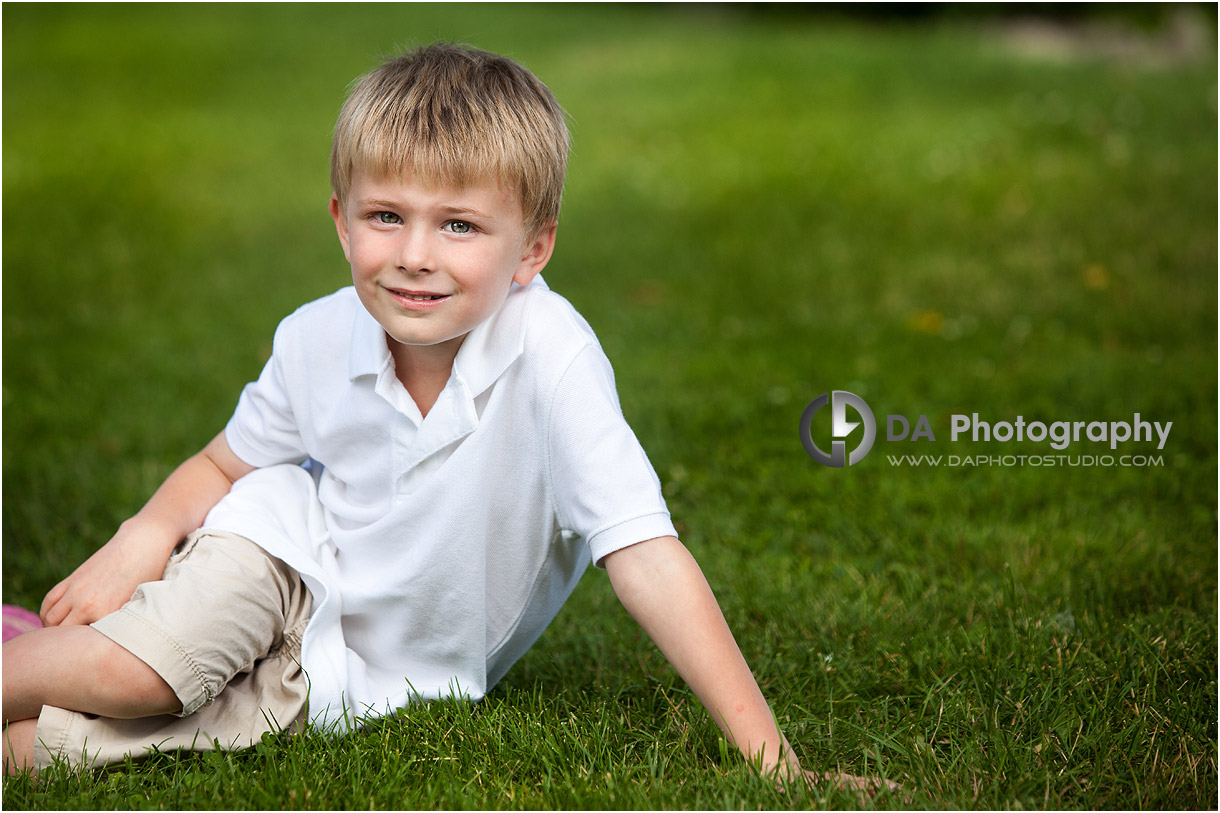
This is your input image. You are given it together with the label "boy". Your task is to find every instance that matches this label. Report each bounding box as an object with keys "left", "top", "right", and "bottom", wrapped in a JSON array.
[{"left": 3, "top": 43, "right": 881, "bottom": 793}]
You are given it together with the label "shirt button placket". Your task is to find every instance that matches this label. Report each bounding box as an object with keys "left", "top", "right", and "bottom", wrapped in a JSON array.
[{"left": 392, "top": 412, "right": 413, "bottom": 504}]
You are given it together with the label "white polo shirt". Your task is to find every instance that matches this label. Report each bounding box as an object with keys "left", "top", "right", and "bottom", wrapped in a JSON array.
[{"left": 202, "top": 278, "right": 676, "bottom": 730}]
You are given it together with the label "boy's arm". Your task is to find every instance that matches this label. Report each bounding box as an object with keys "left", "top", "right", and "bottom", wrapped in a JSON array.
[
  {"left": 605, "top": 535, "right": 900, "bottom": 797},
  {"left": 603, "top": 535, "right": 806, "bottom": 781},
  {"left": 40, "top": 430, "right": 255, "bottom": 628}
]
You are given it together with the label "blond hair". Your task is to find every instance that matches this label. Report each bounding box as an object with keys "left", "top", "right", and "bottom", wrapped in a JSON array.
[{"left": 330, "top": 43, "right": 569, "bottom": 236}]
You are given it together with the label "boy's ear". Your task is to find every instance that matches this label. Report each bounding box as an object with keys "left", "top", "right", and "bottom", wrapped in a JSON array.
[
  {"left": 512, "top": 222, "right": 558, "bottom": 287},
  {"left": 329, "top": 195, "right": 352, "bottom": 262}
]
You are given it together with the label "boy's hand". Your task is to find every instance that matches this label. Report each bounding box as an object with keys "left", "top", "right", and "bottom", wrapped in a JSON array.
[
  {"left": 40, "top": 431, "right": 254, "bottom": 627},
  {"left": 40, "top": 517, "right": 179, "bottom": 627},
  {"left": 763, "top": 742, "right": 903, "bottom": 800},
  {"left": 801, "top": 770, "right": 904, "bottom": 799}
]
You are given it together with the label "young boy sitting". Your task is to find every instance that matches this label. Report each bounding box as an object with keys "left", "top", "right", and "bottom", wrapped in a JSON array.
[{"left": 3, "top": 43, "right": 883, "bottom": 793}]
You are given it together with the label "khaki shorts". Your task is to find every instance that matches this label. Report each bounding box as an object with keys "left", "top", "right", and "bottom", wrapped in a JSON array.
[{"left": 34, "top": 529, "right": 312, "bottom": 770}]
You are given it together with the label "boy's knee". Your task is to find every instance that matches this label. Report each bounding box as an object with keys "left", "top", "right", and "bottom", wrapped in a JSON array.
[
  {"left": 115, "top": 667, "right": 180, "bottom": 719},
  {"left": 85, "top": 629, "right": 181, "bottom": 718}
]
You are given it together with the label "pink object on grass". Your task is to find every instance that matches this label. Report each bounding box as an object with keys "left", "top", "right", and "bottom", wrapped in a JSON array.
[{"left": 2, "top": 604, "right": 42, "bottom": 642}]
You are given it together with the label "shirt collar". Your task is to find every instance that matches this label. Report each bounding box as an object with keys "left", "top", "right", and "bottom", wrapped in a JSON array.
[
  {"left": 348, "top": 302, "right": 392, "bottom": 382},
  {"left": 451, "top": 276, "right": 541, "bottom": 398},
  {"left": 347, "top": 276, "right": 545, "bottom": 394}
]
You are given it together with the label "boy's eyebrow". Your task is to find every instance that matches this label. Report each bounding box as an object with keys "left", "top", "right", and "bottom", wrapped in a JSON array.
[
  {"left": 438, "top": 204, "right": 497, "bottom": 220},
  {"left": 356, "top": 198, "right": 497, "bottom": 220}
]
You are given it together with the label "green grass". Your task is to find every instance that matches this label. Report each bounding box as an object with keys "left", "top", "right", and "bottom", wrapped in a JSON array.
[{"left": 3, "top": 3, "right": 1216, "bottom": 809}]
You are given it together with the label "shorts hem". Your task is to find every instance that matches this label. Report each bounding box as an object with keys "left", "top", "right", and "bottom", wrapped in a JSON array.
[
  {"left": 33, "top": 705, "right": 98, "bottom": 771},
  {"left": 91, "top": 607, "right": 212, "bottom": 717}
]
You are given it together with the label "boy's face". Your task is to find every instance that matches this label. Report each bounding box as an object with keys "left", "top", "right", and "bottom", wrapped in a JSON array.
[{"left": 330, "top": 169, "right": 556, "bottom": 370}]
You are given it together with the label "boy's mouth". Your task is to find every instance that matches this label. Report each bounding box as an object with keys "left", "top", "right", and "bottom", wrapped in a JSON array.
[{"left": 386, "top": 286, "right": 451, "bottom": 309}]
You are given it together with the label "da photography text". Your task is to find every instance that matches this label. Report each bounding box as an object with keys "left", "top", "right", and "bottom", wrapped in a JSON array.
[{"left": 800, "top": 390, "right": 1172, "bottom": 468}]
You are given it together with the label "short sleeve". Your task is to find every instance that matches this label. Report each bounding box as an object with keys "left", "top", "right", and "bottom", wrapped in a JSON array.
[
  {"left": 225, "top": 319, "right": 309, "bottom": 467},
  {"left": 547, "top": 344, "right": 677, "bottom": 567}
]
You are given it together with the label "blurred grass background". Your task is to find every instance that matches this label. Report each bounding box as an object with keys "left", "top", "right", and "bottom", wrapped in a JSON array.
[{"left": 3, "top": 3, "right": 1216, "bottom": 809}]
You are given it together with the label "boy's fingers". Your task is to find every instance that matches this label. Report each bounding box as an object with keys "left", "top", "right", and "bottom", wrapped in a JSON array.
[
  {"left": 39, "top": 583, "right": 68, "bottom": 626},
  {"left": 40, "top": 583, "right": 98, "bottom": 627},
  {"left": 41, "top": 599, "right": 70, "bottom": 628},
  {"left": 809, "top": 771, "right": 905, "bottom": 799},
  {"left": 52, "top": 598, "right": 100, "bottom": 628}
]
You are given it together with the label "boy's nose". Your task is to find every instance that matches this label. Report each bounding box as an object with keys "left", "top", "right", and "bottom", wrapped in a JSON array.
[{"left": 396, "top": 227, "right": 436, "bottom": 274}]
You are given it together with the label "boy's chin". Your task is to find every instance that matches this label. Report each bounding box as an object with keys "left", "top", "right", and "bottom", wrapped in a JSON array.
[{"left": 385, "top": 330, "right": 470, "bottom": 358}]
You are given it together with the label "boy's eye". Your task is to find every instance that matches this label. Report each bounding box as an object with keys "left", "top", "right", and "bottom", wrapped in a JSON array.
[
  {"left": 374, "top": 212, "right": 401, "bottom": 224},
  {"left": 446, "top": 221, "right": 474, "bottom": 234}
]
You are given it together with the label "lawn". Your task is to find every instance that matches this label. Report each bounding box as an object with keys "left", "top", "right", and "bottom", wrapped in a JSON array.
[{"left": 3, "top": 3, "right": 1216, "bottom": 809}]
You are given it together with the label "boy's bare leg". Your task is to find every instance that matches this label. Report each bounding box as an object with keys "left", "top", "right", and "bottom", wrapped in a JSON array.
[
  {"left": 3, "top": 719, "right": 37, "bottom": 775},
  {"left": 3, "top": 625, "right": 179, "bottom": 724}
]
